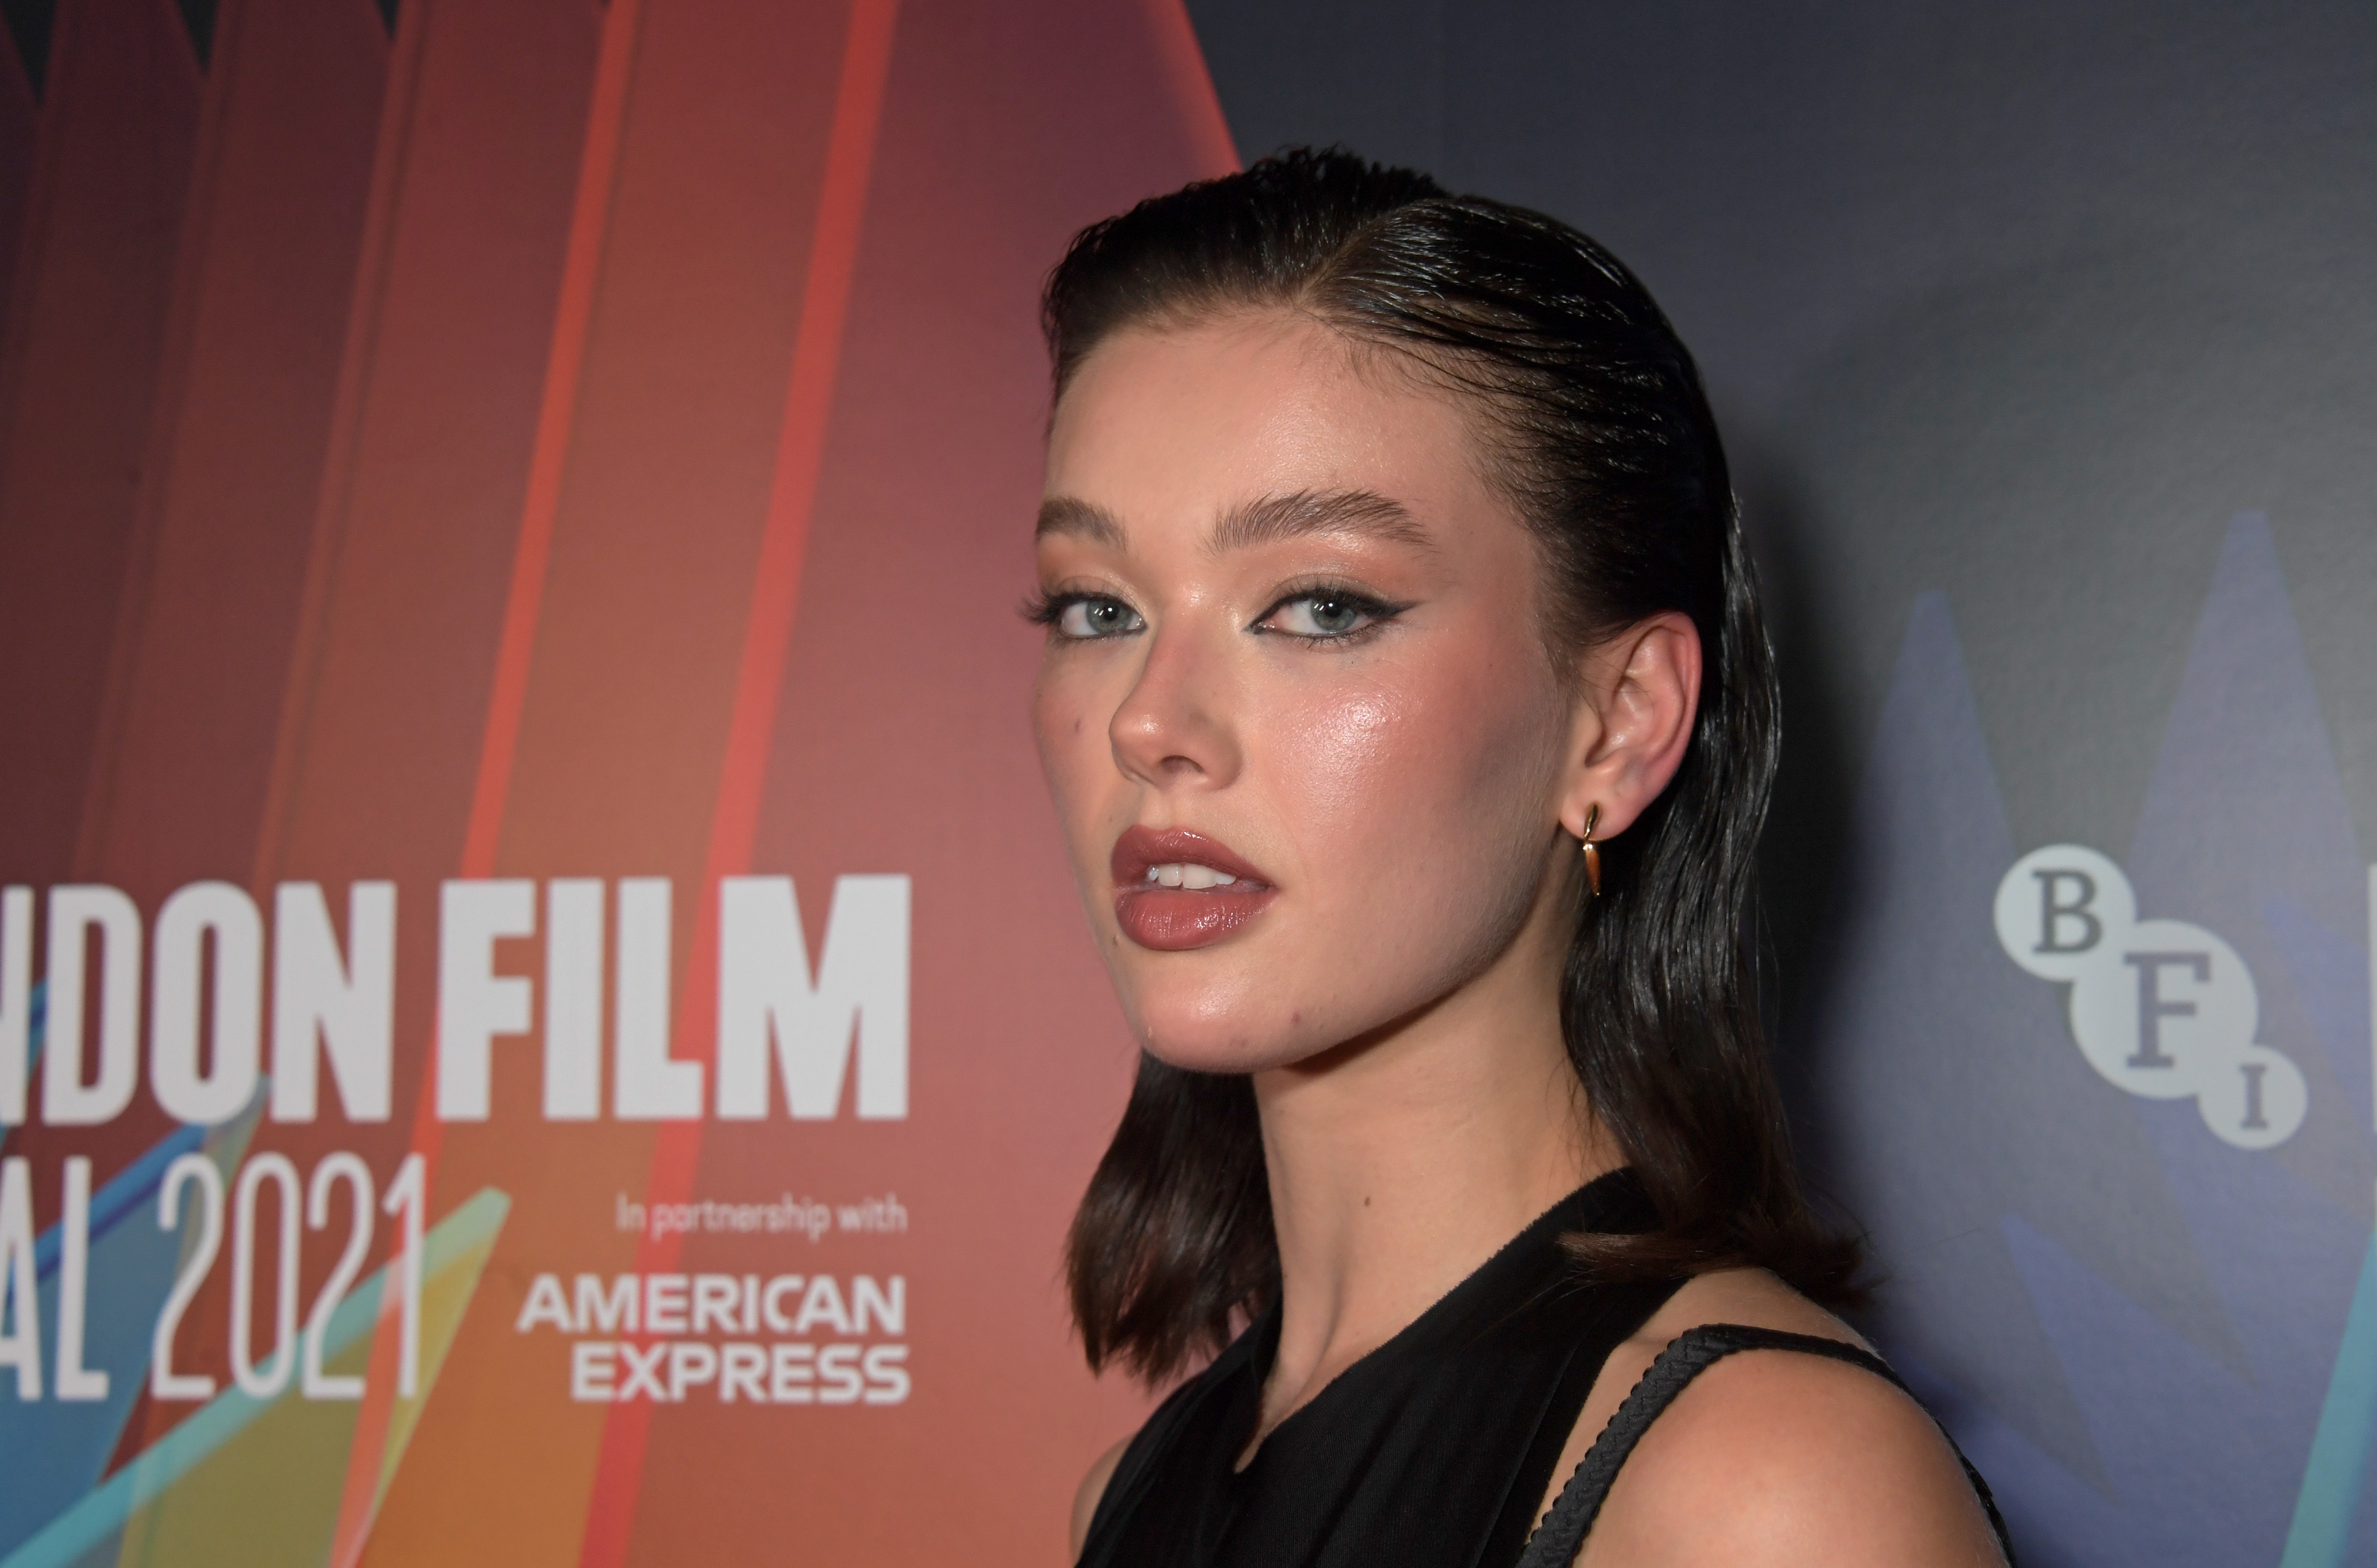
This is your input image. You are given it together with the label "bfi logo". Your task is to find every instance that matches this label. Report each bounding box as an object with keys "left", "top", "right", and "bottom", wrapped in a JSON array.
[{"left": 1994, "top": 846, "right": 2306, "bottom": 1150}]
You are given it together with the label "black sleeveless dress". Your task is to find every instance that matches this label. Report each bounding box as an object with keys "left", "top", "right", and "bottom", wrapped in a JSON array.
[{"left": 1077, "top": 1170, "right": 2014, "bottom": 1568}]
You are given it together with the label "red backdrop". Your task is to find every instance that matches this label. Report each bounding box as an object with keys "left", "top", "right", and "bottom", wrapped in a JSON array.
[{"left": 0, "top": 1, "right": 1233, "bottom": 1562}]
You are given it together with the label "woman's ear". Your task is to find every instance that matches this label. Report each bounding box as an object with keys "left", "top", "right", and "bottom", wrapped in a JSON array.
[{"left": 1557, "top": 611, "right": 1702, "bottom": 843}]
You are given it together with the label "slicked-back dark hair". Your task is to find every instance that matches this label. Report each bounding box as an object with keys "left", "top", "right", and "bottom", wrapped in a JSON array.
[{"left": 1049, "top": 149, "right": 1858, "bottom": 1384}]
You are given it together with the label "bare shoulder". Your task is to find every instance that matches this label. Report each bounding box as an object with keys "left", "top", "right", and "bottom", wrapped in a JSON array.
[
  {"left": 1068, "top": 1436, "right": 1132, "bottom": 1562},
  {"left": 1543, "top": 1270, "right": 2004, "bottom": 1568}
]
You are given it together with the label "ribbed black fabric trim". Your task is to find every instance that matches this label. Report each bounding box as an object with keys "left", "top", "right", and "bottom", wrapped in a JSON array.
[{"left": 1512, "top": 1323, "right": 2015, "bottom": 1568}]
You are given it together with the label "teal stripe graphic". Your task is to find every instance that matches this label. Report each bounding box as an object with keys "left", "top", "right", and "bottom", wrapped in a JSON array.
[
  {"left": 0, "top": 1187, "right": 509, "bottom": 1568},
  {"left": 2281, "top": 1226, "right": 2377, "bottom": 1566}
]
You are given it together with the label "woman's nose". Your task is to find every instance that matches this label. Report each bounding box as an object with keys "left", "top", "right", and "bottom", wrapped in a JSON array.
[{"left": 1107, "top": 617, "right": 1242, "bottom": 791}]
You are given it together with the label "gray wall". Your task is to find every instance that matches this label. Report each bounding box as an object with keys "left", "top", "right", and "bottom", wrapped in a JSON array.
[{"left": 1185, "top": 5, "right": 2377, "bottom": 1562}]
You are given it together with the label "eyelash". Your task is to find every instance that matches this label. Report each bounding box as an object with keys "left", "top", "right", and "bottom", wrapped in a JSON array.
[
  {"left": 1253, "top": 584, "right": 1405, "bottom": 645},
  {"left": 1019, "top": 589, "right": 1100, "bottom": 627},
  {"left": 1020, "top": 590, "right": 1142, "bottom": 646},
  {"left": 1019, "top": 586, "right": 1408, "bottom": 645}
]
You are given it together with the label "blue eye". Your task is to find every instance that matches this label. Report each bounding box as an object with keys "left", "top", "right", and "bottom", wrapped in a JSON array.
[
  {"left": 1263, "top": 590, "right": 1391, "bottom": 639},
  {"left": 1048, "top": 595, "right": 1144, "bottom": 639}
]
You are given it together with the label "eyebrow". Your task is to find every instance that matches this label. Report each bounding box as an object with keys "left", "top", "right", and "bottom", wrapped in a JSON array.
[
  {"left": 1035, "top": 495, "right": 1126, "bottom": 547},
  {"left": 1035, "top": 487, "right": 1434, "bottom": 563},
  {"left": 1208, "top": 489, "right": 1430, "bottom": 555},
  {"left": 1036, "top": 488, "right": 1431, "bottom": 558}
]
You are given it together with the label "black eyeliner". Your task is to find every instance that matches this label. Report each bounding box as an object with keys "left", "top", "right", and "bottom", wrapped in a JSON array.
[{"left": 1247, "top": 583, "right": 1411, "bottom": 643}]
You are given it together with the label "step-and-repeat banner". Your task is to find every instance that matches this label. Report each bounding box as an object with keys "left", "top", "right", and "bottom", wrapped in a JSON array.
[
  {"left": 6, "top": 2, "right": 2376, "bottom": 1566},
  {"left": 0, "top": 1, "right": 1232, "bottom": 1563}
]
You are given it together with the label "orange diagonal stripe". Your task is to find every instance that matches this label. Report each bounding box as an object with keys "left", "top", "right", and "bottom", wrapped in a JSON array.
[{"left": 570, "top": 1, "right": 903, "bottom": 1563}]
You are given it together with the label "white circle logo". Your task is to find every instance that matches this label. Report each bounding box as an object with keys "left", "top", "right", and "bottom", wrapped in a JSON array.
[{"left": 1994, "top": 845, "right": 2304, "bottom": 1149}]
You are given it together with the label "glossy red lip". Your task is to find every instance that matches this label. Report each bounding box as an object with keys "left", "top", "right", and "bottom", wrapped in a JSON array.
[
  {"left": 1109, "top": 826, "right": 1278, "bottom": 952},
  {"left": 1110, "top": 826, "right": 1273, "bottom": 888}
]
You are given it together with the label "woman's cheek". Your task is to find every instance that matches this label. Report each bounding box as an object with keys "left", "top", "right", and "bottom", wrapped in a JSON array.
[
  {"left": 1286, "top": 668, "right": 1550, "bottom": 938},
  {"left": 1267, "top": 682, "right": 1405, "bottom": 821},
  {"left": 1031, "top": 680, "right": 1115, "bottom": 891},
  {"left": 1277, "top": 669, "right": 1511, "bottom": 869},
  {"left": 1028, "top": 672, "right": 1069, "bottom": 772}
]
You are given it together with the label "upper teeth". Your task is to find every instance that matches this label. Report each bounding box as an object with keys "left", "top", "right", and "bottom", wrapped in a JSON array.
[{"left": 1146, "top": 863, "right": 1237, "bottom": 890}]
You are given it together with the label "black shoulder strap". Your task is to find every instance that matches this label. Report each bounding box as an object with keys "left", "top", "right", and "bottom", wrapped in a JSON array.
[{"left": 1512, "top": 1324, "right": 2015, "bottom": 1568}]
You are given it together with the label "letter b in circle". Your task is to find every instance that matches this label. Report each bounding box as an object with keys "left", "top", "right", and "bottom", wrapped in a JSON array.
[
  {"left": 2034, "top": 870, "right": 2101, "bottom": 955},
  {"left": 1996, "top": 846, "right": 2136, "bottom": 982}
]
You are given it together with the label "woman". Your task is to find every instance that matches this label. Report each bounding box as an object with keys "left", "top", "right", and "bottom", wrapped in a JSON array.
[{"left": 1031, "top": 150, "right": 2011, "bottom": 1567}]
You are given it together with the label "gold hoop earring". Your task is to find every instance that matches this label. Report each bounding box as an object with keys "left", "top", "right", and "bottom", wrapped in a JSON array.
[{"left": 1579, "top": 803, "right": 1602, "bottom": 898}]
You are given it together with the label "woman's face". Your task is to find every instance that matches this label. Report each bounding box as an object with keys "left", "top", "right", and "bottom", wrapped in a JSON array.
[{"left": 1033, "top": 313, "right": 1586, "bottom": 1073}]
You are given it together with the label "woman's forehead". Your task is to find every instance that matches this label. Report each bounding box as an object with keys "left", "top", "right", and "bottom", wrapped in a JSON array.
[
  {"left": 1036, "top": 487, "right": 1436, "bottom": 560},
  {"left": 1044, "top": 316, "right": 1498, "bottom": 546}
]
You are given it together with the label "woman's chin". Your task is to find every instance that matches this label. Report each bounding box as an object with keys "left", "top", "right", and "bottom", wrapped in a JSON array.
[
  {"left": 1130, "top": 1009, "right": 1332, "bottom": 1077},
  {"left": 1139, "top": 1038, "right": 1304, "bottom": 1076},
  {"left": 1119, "top": 969, "right": 1427, "bottom": 1077}
]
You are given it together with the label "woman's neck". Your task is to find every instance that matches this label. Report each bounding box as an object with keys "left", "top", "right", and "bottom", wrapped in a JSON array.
[{"left": 1247, "top": 941, "right": 1618, "bottom": 1445}]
